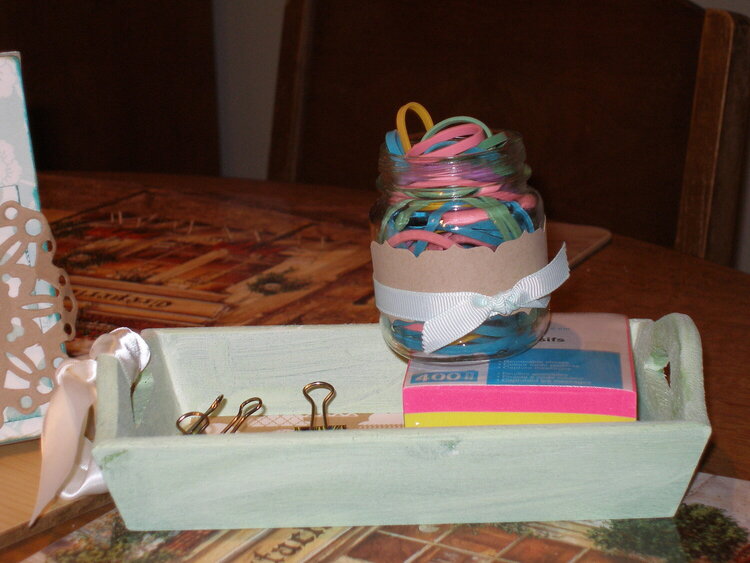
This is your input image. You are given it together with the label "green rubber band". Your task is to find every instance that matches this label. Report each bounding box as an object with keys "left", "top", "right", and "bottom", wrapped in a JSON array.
[
  {"left": 422, "top": 116, "right": 493, "bottom": 141},
  {"left": 395, "top": 200, "right": 434, "bottom": 230},
  {"left": 378, "top": 198, "right": 433, "bottom": 241},
  {"left": 378, "top": 203, "right": 401, "bottom": 242},
  {"left": 491, "top": 161, "right": 517, "bottom": 176},
  {"left": 379, "top": 200, "right": 417, "bottom": 242},
  {"left": 381, "top": 204, "right": 406, "bottom": 240},
  {"left": 476, "top": 196, "right": 522, "bottom": 240},
  {"left": 477, "top": 131, "right": 509, "bottom": 150},
  {"left": 480, "top": 203, "right": 514, "bottom": 241},
  {"left": 408, "top": 186, "right": 479, "bottom": 199}
]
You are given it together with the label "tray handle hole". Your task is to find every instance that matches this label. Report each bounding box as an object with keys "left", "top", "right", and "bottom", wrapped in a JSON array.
[{"left": 646, "top": 347, "right": 672, "bottom": 389}]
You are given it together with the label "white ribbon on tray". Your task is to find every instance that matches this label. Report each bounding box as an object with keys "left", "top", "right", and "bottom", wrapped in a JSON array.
[
  {"left": 374, "top": 244, "right": 570, "bottom": 353},
  {"left": 30, "top": 328, "right": 150, "bottom": 525}
]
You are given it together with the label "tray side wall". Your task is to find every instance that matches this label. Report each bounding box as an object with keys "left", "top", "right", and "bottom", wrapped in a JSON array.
[{"left": 95, "top": 421, "right": 710, "bottom": 530}]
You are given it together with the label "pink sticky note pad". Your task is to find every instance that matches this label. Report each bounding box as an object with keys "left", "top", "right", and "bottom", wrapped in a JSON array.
[{"left": 402, "top": 313, "right": 637, "bottom": 427}]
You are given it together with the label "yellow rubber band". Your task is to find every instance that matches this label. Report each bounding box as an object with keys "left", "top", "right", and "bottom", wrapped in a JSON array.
[{"left": 396, "top": 102, "right": 434, "bottom": 152}]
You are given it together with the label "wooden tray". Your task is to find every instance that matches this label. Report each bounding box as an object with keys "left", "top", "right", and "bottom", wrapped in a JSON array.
[{"left": 93, "top": 315, "right": 710, "bottom": 530}]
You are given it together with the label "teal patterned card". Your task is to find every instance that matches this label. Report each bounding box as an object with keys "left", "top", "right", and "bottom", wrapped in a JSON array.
[
  {"left": 0, "top": 52, "right": 39, "bottom": 210},
  {"left": 1, "top": 52, "right": 48, "bottom": 444}
]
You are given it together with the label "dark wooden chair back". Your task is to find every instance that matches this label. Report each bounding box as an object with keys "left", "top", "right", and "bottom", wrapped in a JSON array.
[
  {"left": 270, "top": 0, "right": 750, "bottom": 265},
  {"left": 0, "top": 1, "right": 219, "bottom": 176}
]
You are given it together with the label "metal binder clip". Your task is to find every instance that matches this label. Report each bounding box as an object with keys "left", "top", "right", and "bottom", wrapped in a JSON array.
[
  {"left": 221, "top": 397, "right": 263, "bottom": 434},
  {"left": 302, "top": 381, "right": 336, "bottom": 430},
  {"left": 176, "top": 394, "right": 224, "bottom": 435}
]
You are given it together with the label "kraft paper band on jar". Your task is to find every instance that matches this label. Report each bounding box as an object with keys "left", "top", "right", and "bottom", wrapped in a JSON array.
[
  {"left": 371, "top": 226, "right": 570, "bottom": 353},
  {"left": 371, "top": 226, "right": 549, "bottom": 295}
]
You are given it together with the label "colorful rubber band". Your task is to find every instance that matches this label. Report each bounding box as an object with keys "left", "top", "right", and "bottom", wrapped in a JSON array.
[
  {"left": 423, "top": 116, "right": 494, "bottom": 140},
  {"left": 407, "top": 123, "right": 486, "bottom": 158},
  {"left": 396, "top": 102, "right": 435, "bottom": 152}
]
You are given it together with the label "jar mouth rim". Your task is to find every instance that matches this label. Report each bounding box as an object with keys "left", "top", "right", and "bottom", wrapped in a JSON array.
[{"left": 380, "top": 129, "right": 524, "bottom": 162}]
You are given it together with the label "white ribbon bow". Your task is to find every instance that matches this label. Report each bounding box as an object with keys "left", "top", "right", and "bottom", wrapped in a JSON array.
[
  {"left": 374, "top": 244, "right": 570, "bottom": 353},
  {"left": 30, "top": 328, "right": 150, "bottom": 525}
]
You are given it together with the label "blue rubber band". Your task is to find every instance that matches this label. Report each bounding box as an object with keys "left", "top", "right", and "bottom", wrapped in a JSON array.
[
  {"left": 390, "top": 310, "right": 542, "bottom": 356},
  {"left": 412, "top": 202, "right": 454, "bottom": 256},
  {"left": 385, "top": 130, "right": 405, "bottom": 155}
]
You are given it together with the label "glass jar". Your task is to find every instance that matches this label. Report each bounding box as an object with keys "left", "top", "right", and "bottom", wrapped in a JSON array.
[{"left": 370, "top": 131, "right": 550, "bottom": 361}]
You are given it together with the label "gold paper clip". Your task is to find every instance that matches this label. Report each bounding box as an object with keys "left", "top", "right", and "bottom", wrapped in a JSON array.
[
  {"left": 176, "top": 395, "right": 263, "bottom": 435},
  {"left": 221, "top": 397, "right": 263, "bottom": 434},
  {"left": 176, "top": 394, "right": 224, "bottom": 435},
  {"left": 300, "top": 381, "right": 344, "bottom": 430}
]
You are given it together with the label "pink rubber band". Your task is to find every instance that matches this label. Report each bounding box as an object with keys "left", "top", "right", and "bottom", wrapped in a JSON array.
[
  {"left": 406, "top": 124, "right": 485, "bottom": 157},
  {"left": 403, "top": 178, "right": 489, "bottom": 189},
  {"left": 426, "top": 129, "right": 485, "bottom": 157},
  {"left": 387, "top": 230, "right": 455, "bottom": 249},
  {"left": 442, "top": 208, "right": 488, "bottom": 226}
]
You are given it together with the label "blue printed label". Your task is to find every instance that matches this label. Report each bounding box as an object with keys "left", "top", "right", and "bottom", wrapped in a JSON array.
[
  {"left": 409, "top": 370, "right": 480, "bottom": 385},
  {"left": 487, "top": 349, "right": 622, "bottom": 388}
]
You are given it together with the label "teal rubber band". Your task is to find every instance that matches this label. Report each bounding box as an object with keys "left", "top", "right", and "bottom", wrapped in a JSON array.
[{"left": 422, "top": 116, "right": 493, "bottom": 141}]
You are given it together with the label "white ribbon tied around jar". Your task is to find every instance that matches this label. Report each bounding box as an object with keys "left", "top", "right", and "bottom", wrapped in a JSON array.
[
  {"left": 30, "top": 328, "right": 150, "bottom": 525},
  {"left": 374, "top": 244, "right": 570, "bottom": 353}
]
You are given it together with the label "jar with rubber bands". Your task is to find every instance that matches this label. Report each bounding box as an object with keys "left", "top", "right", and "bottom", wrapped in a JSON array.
[{"left": 370, "top": 103, "right": 569, "bottom": 361}]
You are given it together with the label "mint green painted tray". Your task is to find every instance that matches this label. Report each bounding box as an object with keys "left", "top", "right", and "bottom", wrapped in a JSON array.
[{"left": 93, "top": 314, "right": 710, "bottom": 531}]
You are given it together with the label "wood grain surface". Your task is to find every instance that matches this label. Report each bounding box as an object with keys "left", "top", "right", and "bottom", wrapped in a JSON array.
[{"left": 0, "top": 171, "right": 748, "bottom": 555}]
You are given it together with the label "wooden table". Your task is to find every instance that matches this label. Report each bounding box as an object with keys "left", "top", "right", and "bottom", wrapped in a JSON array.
[{"left": 1, "top": 171, "right": 749, "bottom": 557}]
